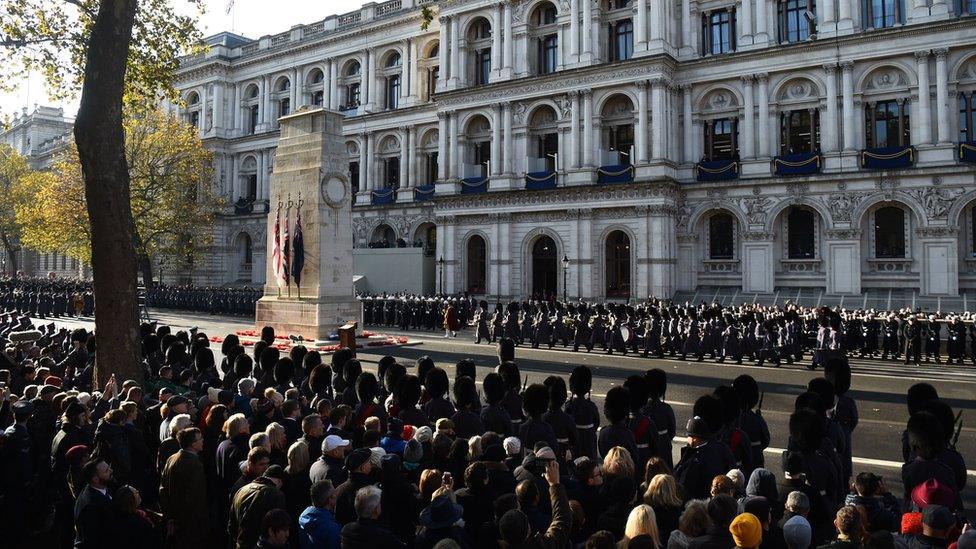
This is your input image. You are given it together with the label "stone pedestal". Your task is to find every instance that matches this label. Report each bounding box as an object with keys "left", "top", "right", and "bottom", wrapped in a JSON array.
[{"left": 255, "top": 107, "right": 362, "bottom": 341}]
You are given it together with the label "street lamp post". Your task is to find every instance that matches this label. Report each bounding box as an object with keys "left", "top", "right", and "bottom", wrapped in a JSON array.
[
  {"left": 437, "top": 256, "right": 445, "bottom": 295},
  {"left": 561, "top": 254, "right": 570, "bottom": 302}
]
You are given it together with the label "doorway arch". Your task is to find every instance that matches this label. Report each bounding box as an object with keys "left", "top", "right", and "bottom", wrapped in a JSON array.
[{"left": 531, "top": 235, "right": 558, "bottom": 299}]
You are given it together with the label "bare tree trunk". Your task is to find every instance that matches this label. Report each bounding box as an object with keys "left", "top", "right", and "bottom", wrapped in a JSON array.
[
  {"left": 73, "top": 0, "right": 141, "bottom": 387},
  {"left": 0, "top": 233, "right": 18, "bottom": 275}
]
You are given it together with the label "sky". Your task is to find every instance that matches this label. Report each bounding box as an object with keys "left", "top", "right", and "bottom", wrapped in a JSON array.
[{"left": 0, "top": 0, "right": 364, "bottom": 119}]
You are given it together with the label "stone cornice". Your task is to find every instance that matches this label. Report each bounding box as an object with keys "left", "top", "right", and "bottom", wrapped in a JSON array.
[{"left": 433, "top": 181, "right": 681, "bottom": 211}]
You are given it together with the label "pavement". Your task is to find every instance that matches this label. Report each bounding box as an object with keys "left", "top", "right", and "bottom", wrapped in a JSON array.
[{"left": 35, "top": 308, "right": 976, "bottom": 516}]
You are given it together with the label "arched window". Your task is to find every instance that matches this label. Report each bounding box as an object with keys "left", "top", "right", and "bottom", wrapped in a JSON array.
[
  {"left": 787, "top": 208, "right": 816, "bottom": 259},
  {"left": 605, "top": 231, "right": 631, "bottom": 298},
  {"left": 531, "top": 2, "right": 559, "bottom": 75},
  {"left": 386, "top": 75, "right": 401, "bottom": 110},
  {"left": 310, "top": 70, "right": 324, "bottom": 84},
  {"left": 238, "top": 233, "right": 253, "bottom": 267},
  {"left": 346, "top": 61, "right": 361, "bottom": 76},
  {"left": 709, "top": 213, "right": 735, "bottom": 259},
  {"left": 467, "top": 235, "right": 487, "bottom": 293},
  {"left": 240, "top": 157, "right": 258, "bottom": 200},
  {"left": 386, "top": 52, "right": 402, "bottom": 68},
  {"left": 371, "top": 225, "right": 396, "bottom": 247},
  {"left": 874, "top": 206, "right": 906, "bottom": 258},
  {"left": 468, "top": 19, "right": 492, "bottom": 85},
  {"left": 246, "top": 85, "right": 259, "bottom": 99},
  {"left": 187, "top": 92, "right": 200, "bottom": 105}
]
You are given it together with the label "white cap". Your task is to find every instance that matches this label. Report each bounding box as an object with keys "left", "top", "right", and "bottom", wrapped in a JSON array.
[
  {"left": 321, "top": 434, "right": 350, "bottom": 453},
  {"left": 503, "top": 436, "right": 521, "bottom": 456}
]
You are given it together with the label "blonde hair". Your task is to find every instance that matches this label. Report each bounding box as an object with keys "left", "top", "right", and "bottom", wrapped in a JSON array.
[
  {"left": 168, "top": 413, "right": 192, "bottom": 438},
  {"left": 468, "top": 435, "right": 483, "bottom": 460},
  {"left": 604, "top": 446, "right": 636, "bottom": 480},
  {"left": 286, "top": 440, "right": 310, "bottom": 474},
  {"left": 249, "top": 432, "right": 270, "bottom": 451},
  {"left": 624, "top": 504, "right": 660, "bottom": 548},
  {"left": 265, "top": 422, "right": 286, "bottom": 450},
  {"left": 645, "top": 474, "right": 684, "bottom": 508},
  {"left": 120, "top": 401, "right": 137, "bottom": 419},
  {"left": 263, "top": 387, "right": 284, "bottom": 406},
  {"left": 223, "top": 413, "right": 249, "bottom": 438},
  {"left": 364, "top": 416, "right": 381, "bottom": 432}
]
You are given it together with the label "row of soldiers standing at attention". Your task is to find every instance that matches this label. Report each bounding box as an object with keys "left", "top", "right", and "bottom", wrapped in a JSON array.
[
  {"left": 364, "top": 294, "right": 976, "bottom": 367},
  {"left": 0, "top": 277, "right": 94, "bottom": 319},
  {"left": 146, "top": 285, "right": 262, "bottom": 316}
]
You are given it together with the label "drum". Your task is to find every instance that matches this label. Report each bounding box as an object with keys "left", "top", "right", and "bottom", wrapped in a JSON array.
[{"left": 620, "top": 326, "right": 633, "bottom": 344}]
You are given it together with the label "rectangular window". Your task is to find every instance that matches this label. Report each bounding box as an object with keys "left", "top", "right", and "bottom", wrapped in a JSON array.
[
  {"left": 246, "top": 174, "right": 257, "bottom": 200},
  {"left": 312, "top": 91, "right": 324, "bottom": 106},
  {"left": 426, "top": 152, "right": 439, "bottom": 182},
  {"left": 348, "top": 83, "right": 361, "bottom": 108},
  {"left": 608, "top": 124, "right": 635, "bottom": 164},
  {"left": 476, "top": 50, "right": 491, "bottom": 85},
  {"left": 779, "top": 109, "right": 820, "bottom": 154},
  {"left": 705, "top": 117, "right": 739, "bottom": 160},
  {"left": 864, "top": 0, "right": 902, "bottom": 28},
  {"left": 540, "top": 35, "right": 558, "bottom": 74},
  {"left": 280, "top": 98, "right": 290, "bottom": 117},
  {"left": 474, "top": 141, "right": 491, "bottom": 172},
  {"left": 189, "top": 111, "right": 200, "bottom": 128},
  {"left": 964, "top": 0, "right": 976, "bottom": 14},
  {"left": 865, "top": 99, "right": 910, "bottom": 148},
  {"left": 703, "top": 10, "right": 736, "bottom": 55},
  {"left": 610, "top": 19, "right": 634, "bottom": 61},
  {"left": 429, "top": 67, "right": 440, "bottom": 99},
  {"left": 538, "top": 133, "right": 558, "bottom": 171},
  {"left": 384, "top": 157, "right": 400, "bottom": 189},
  {"left": 959, "top": 93, "right": 974, "bottom": 143},
  {"left": 386, "top": 75, "right": 400, "bottom": 110},
  {"left": 778, "top": 0, "right": 816, "bottom": 42},
  {"left": 349, "top": 161, "right": 360, "bottom": 194},
  {"left": 249, "top": 106, "right": 259, "bottom": 134}
]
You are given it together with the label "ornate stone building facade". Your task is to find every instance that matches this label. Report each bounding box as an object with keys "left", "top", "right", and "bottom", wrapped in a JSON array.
[{"left": 173, "top": 0, "right": 976, "bottom": 301}]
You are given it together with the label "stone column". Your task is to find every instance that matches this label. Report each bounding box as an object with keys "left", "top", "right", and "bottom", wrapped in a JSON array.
[
  {"left": 438, "top": 16, "right": 449, "bottom": 90},
  {"left": 581, "top": 0, "right": 593, "bottom": 61},
  {"left": 582, "top": 90, "right": 594, "bottom": 166},
  {"left": 740, "top": 0, "right": 753, "bottom": 46},
  {"left": 491, "top": 103, "right": 502, "bottom": 176},
  {"left": 503, "top": 3, "right": 514, "bottom": 76},
  {"left": 366, "top": 132, "right": 376, "bottom": 192},
  {"left": 200, "top": 84, "right": 209, "bottom": 138},
  {"left": 408, "top": 125, "right": 418, "bottom": 187},
  {"left": 841, "top": 61, "right": 855, "bottom": 151},
  {"left": 823, "top": 64, "right": 839, "bottom": 152},
  {"left": 636, "top": 0, "right": 649, "bottom": 50},
  {"left": 754, "top": 0, "right": 768, "bottom": 43},
  {"left": 934, "top": 48, "right": 951, "bottom": 144},
  {"left": 648, "top": 206, "right": 677, "bottom": 298},
  {"left": 401, "top": 40, "right": 412, "bottom": 104},
  {"left": 651, "top": 78, "right": 665, "bottom": 160},
  {"left": 498, "top": 213, "right": 512, "bottom": 297},
  {"left": 358, "top": 133, "right": 368, "bottom": 194},
  {"left": 503, "top": 102, "right": 514, "bottom": 174},
  {"left": 399, "top": 127, "right": 409, "bottom": 189},
  {"left": 741, "top": 75, "right": 755, "bottom": 158},
  {"left": 449, "top": 111, "right": 460, "bottom": 179},
  {"left": 825, "top": 229, "right": 862, "bottom": 294},
  {"left": 635, "top": 206, "right": 651, "bottom": 298},
  {"left": 570, "top": 91, "right": 581, "bottom": 169},
  {"left": 232, "top": 84, "right": 242, "bottom": 135},
  {"left": 682, "top": 85, "right": 693, "bottom": 163},
  {"left": 437, "top": 113, "right": 448, "bottom": 180},
  {"left": 741, "top": 232, "right": 774, "bottom": 293},
  {"left": 329, "top": 60, "right": 339, "bottom": 110},
  {"left": 450, "top": 17, "right": 461, "bottom": 88},
  {"left": 756, "top": 73, "right": 769, "bottom": 157},
  {"left": 838, "top": 0, "right": 852, "bottom": 28},
  {"left": 491, "top": 5, "right": 502, "bottom": 76},
  {"left": 915, "top": 50, "right": 932, "bottom": 145},
  {"left": 682, "top": 0, "right": 693, "bottom": 54},
  {"left": 819, "top": 0, "right": 836, "bottom": 29},
  {"left": 213, "top": 83, "right": 224, "bottom": 134},
  {"left": 650, "top": 0, "right": 664, "bottom": 45},
  {"left": 569, "top": 0, "right": 580, "bottom": 63},
  {"left": 291, "top": 67, "right": 300, "bottom": 108},
  {"left": 577, "top": 209, "right": 594, "bottom": 298},
  {"left": 366, "top": 48, "right": 376, "bottom": 109},
  {"left": 636, "top": 81, "right": 649, "bottom": 163},
  {"left": 256, "top": 150, "right": 266, "bottom": 199}
]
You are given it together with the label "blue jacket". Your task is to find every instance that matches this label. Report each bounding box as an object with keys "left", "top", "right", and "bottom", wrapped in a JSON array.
[{"left": 298, "top": 506, "right": 341, "bottom": 549}]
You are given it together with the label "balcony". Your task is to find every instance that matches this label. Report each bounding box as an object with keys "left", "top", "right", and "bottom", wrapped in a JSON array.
[
  {"left": 414, "top": 184, "right": 436, "bottom": 202},
  {"left": 780, "top": 259, "right": 822, "bottom": 274},
  {"left": 696, "top": 159, "right": 739, "bottom": 181},
  {"left": 772, "top": 152, "right": 821, "bottom": 176},
  {"left": 860, "top": 145, "right": 915, "bottom": 170},
  {"left": 867, "top": 258, "right": 913, "bottom": 273},
  {"left": 597, "top": 164, "right": 635, "bottom": 184},
  {"left": 525, "top": 170, "right": 557, "bottom": 191},
  {"left": 371, "top": 188, "right": 396, "bottom": 205},
  {"left": 459, "top": 177, "right": 488, "bottom": 195}
]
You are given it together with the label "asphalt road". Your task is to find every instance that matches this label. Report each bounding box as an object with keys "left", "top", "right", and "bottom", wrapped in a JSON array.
[{"left": 39, "top": 309, "right": 976, "bottom": 516}]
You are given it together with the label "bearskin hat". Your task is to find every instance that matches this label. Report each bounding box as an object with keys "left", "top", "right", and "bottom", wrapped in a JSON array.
[
  {"left": 479, "top": 300, "right": 489, "bottom": 309},
  {"left": 917, "top": 399, "right": 955, "bottom": 447},
  {"left": 142, "top": 334, "right": 159, "bottom": 359},
  {"left": 221, "top": 334, "right": 240, "bottom": 357},
  {"left": 139, "top": 322, "right": 154, "bottom": 340},
  {"left": 498, "top": 337, "right": 516, "bottom": 363},
  {"left": 425, "top": 367, "right": 450, "bottom": 398},
  {"left": 274, "top": 357, "right": 295, "bottom": 387},
  {"left": 456, "top": 359, "right": 476, "bottom": 381},
  {"left": 259, "top": 346, "right": 280, "bottom": 376},
  {"left": 713, "top": 385, "right": 741, "bottom": 426},
  {"left": 692, "top": 393, "right": 723, "bottom": 435},
  {"left": 395, "top": 374, "right": 423, "bottom": 408},
  {"left": 496, "top": 361, "right": 521, "bottom": 391},
  {"left": 645, "top": 368, "right": 667, "bottom": 400},
  {"left": 260, "top": 326, "right": 276, "bottom": 345},
  {"left": 165, "top": 341, "right": 187, "bottom": 367},
  {"left": 569, "top": 366, "right": 592, "bottom": 397},
  {"left": 195, "top": 348, "right": 215, "bottom": 372},
  {"left": 342, "top": 359, "right": 363, "bottom": 387},
  {"left": 308, "top": 364, "right": 332, "bottom": 395},
  {"left": 416, "top": 356, "right": 435, "bottom": 384},
  {"left": 331, "top": 347, "right": 353, "bottom": 372},
  {"left": 624, "top": 375, "right": 649, "bottom": 413},
  {"left": 544, "top": 375, "right": 567, "bottom": 409},
  {"left": 453, "top": 376, "right": 478, "bottom": 409},
  {"left": 732, "top": 375, "right": 760, "bottom": 410},
  {"left": 907, "top": 383, "right": 939, "bottom": 416},
  {"left": 234, "top": 354, "right": 253, "bottom": 379},
  {"left": 377, "top": 356, "right": 397, "bottom": 386},
  {"left": 806, "top": 378, "right": 836, "bottom": 411},
  {"left": 383, "top": 362, "right": 407, "bottom": 394},
  {"left": 252, "top": 340, "right": 268, "bottom": 364},
  {"left": 794, "top": 391, "right": 826, "bottom": 417},
  {"left": 356, "top": 372, "right": 379, "bottom": 404},
  {"left": 303, "top": 351, "right": 322, "bottom": 371},
  {"left": 604, "top": 386, "right": 631, "bottom": 424},
  {"left": 823, "top": 358, "right": 852, "bottom": 396},
  {"left": 289, "top": 345, "right": 308, "bottom": 368},
  {"left": 160, "top": 333, "right": 177, "bottom": 355},
  {"left": 789, "top": 408, "right": 826, "bottom": 453},
  {"left": 907, "top": 411, "right": 946, "bottom": 460},
  {"left": 483, "top": 372, "right": 506, "bottom": 405},
  {"left": 156, "top": 325, "right": 171, "bottom": 339}
]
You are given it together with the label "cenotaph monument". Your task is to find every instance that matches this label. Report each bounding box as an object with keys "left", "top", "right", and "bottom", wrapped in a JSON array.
[{"left": 255, "top": 107, "right": 361, "bottom": 340}]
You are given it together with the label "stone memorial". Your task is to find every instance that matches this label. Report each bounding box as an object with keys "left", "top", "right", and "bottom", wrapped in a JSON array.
[{"left": 255, "top": 107, "right": 361, "bottom": 340}]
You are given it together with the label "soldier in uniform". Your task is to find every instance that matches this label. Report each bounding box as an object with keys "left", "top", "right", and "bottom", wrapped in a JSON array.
[
  {"left": 480, "top": 372, "right": 513, "bottom": 437},
  {"left": 946, "top": 315, "right": 966, "bottom": 364},
  {"left": 474, "top": 300, "right": 491, "bottom": 344},
  {"left": 518, "top": 383, "right": 559, "bottom": 454},
  {"left": 542, "top": 376, "right": 577, "bottom": 466},
  {"left": 623, "top": 375, "right": 658, "bottom": 473},
  {"left": 565, "top": 366, "right": 599, "bottom": 460},
  {"left": 924, "top": 314, "right": 942, "bottom": 363},
  {"left": 674, "top": 414, "right": 736, "bottom": 500},
  {"left": 598, "top": 386, "right": 639, "bottom": 463},
  {"left": 642, "top": 369, "right": 676, "bottom": 470},
  {"left": 824, "top": 358, "right": 858, "bottom": 485},
  {"left": 732, "top": 374, "right": 769, "bottom": 470},
  {"left": 904, "top": 315, "right": 923, "bottom": 365},
  {"left": 882, "top": 313, "right": 901, "bottom": 360}
]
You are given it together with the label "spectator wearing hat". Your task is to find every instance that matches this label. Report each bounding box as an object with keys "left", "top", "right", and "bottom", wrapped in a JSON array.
[
  {"left": 333, "top": 447, "right": 376, "bottom": 524},
  {"left": 415, "top": 490, "right": 471, "bottom": 549},
  {"left": 784, "top": 516, "right": 813, "bottom": 549},
  {"left": 340, "top": 485, "right": 406, "bottom": 549},
  {"left": 818, "top": 506, "right": 863, "bottom": 549},
  {"left": 731, "top": 513, "right": 764, "bottom": 549},
  {"left": 897, "top": 505, "right": 957, "bottom": 549},
  {"left": 675, "top": 416, "right": 737, "bottom": 501},
  {"left": 311, "top": 434, "right": 350, "bottom": 486},
  {"left": 299, "top": 480, "right": 341, "bottom": 549},
  {"left": 159, "top": 394, "right": 189, "bottom": 443},
  {"left": 159, "top": 427, "right": 209, "bottom": 548},
  {"left": 229, "top": 464, "right": 289, "bottom": 549}
]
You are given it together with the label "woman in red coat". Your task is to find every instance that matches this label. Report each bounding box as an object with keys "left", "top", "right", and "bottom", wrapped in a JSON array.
[{"left": 443, "top": 302, "right": 460, "bottom": 338}]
